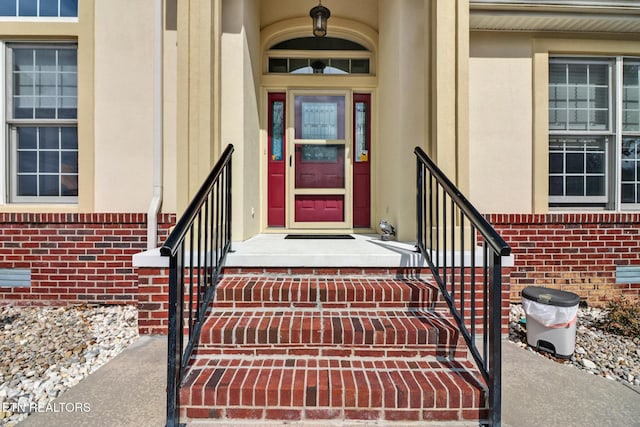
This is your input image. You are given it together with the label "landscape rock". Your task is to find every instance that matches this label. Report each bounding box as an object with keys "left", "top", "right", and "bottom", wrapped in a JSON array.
[{"left": 0, "top": 305, "right": 138, "bottom": 426}]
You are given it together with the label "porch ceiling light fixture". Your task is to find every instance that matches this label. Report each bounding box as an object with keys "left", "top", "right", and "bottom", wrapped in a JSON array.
[{"left": 310, "top": 1, "right": 330, "bottom": 38}]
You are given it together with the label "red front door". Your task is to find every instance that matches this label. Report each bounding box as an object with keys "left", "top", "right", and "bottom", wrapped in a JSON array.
[{"left": 266, "top": 91, "right": 371, "bottom": 229}]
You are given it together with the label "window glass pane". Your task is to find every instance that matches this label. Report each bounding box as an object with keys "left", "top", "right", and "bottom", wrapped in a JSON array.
[
  {"left": 623, "top": 62, "right": 640, "bottom": 131},
  {"left": 18, "top": 0, "right": 37, "bottom": 16},
  {"left": 294, "top": 95, "right": 345, "bottom": 140},
  {"left": 589, "top": 64, "right": 608, "bottom": 85},
  {"left": 40, "top": 127, "right": 59, "bottom": 149},
  {"left": 622, "top": 161, "right": 635, "bottom": 181},
  {"left": 61, "top": 175, "right": 77, "bottom": 196},
  {"left": 586, "top": 176, "right": 605, "bottom": 196},
  {"left": 549, "top": 152, "right": 563, "bottom": 174},
  {"left": 35, "top": 49, "right": 56, "bottom": 70},
  {"left": 566, "top": 176, "right": 584, "bottom": 196},
  {"left": 39, "top": 176, "right": 59, "bottom": 196},
  {"left": 624, "top": 64, "right": 639, "bottom": 85},
  {"left": 290, "top": 59, "right": 308, "bottom": 73},
  {"left": 39, "top": 151, "right": 59, "bottom": 173},
  {"left": 18, "top": 152, "right": 37, "bottom": 173},
  {"left": 351, "top": 59, "right": 369, "bottom": 74},
  {"left": 568, "top": 64, "right": 587, "bottom": 84},
  {"left": 331, "top": 59, "right": 349, "bottom": 73},
  {"left": 621, "top": 184, "right": 635, "bottom": 203},
  {"left": 61, "top": 127, "right": 77, "bottom": 149},
  {"left": 566, "top": 153, "right": 584, "bottom": 173},
  {"left": 60, "top": 0, "right": 78, "bottom": 17},
  {"left": 40, "top": 1, "right": 59, "bottom": 16},
  {"left": 61, "top": 151, "right": 78, "bottom": 173},
  {"left": 14, "top": 72, "right": 34, "bottom": 95},
  {"left": 18, "top": 127, "right": 37, "bottom": 149},
  {"left": 37, "top": 72, "right": 56, "bottom": 96},
  {"left": 0, "top": 1, "right": 17, "bottom": 15},
  {"left": 269, "top": 58, "right": 288, "bottom": 73},
  {"left": 621, "top": 138, "right": 640, "bottom": 204},
  {"left": 586, "top": 152, "right": 604, "bottom": 174},
  {"left": 549, "top": 64, "right": 565, "bottom": 84},
  {"left": 549, "top": 176, "right": 564, "bottom": 196},
  {"left": 13, "top": 49, "right": 33, "bottom": 71},
  {"left": 355, "top": 102, "right": 368, "bottom": 162},
  {"left": 17, "top": 176, "right": 37, "bottom": 196},
  {"left": 270, "top": 101, "right": 284, "bottom": 161}
]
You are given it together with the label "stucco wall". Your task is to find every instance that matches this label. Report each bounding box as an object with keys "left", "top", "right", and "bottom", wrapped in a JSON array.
[
  {"left": 377, "top": 0, "right": 425, "bottom": 241},
  {"left": 222, "top": 0, "right": 262, "bottom": 240},
  {"left": 469, "top": 32, "right": 533, "bottom": 214},
  {"left": 94, "top": 0, "right": 155, "bottom": 212}
]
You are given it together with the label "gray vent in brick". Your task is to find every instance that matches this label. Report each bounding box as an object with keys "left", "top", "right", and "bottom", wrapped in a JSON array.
[
  {"left": 616, "top": 266, "right": 640, "bottom": 284},
  {"left": 0, "top": 269, "right": 31, "bottom": 287}
]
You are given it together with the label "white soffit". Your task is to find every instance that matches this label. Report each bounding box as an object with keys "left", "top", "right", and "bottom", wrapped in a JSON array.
[{"left": 470, "top": 1, "right": 640, "bottom": 33}]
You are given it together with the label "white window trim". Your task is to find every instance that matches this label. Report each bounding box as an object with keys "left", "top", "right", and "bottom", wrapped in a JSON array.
[
  {"left": 5, "top": 42, "right": 78, "bottom": 204},
  {"left": 0, "top": 17, "right": 77, "bottom": 23}
]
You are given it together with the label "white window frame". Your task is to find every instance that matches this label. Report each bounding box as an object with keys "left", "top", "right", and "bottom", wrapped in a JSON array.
[{"left": 5, "top": 42, "right": 78, "bottom": 204}]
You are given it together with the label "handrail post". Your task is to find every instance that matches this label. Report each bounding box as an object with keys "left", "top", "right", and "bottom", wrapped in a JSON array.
[
  {"left": 488, "top": 252, "right": 503, "bottom": 427},
  {"left": 166, "top": 255, "right": 180, "bottom": 427}
]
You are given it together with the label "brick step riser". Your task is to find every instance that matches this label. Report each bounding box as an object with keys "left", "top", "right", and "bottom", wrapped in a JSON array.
[
  {"left": 199, "top": 325, "right": 461, "bottom": 348},
  {"left": 213, "top": 279, "right": 444, "bottom": 307},
  {"left": 180, "top": 361, "right": 487, "bottom": 422},
  {"left": 191, "top": 346, "right": 469, "bottom": 359},
  {"left": 198, "top": 310, "right": 463, "bottom": 348}
]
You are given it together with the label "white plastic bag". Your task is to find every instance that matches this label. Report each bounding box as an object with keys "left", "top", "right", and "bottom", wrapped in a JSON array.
[{"left": 522, "top": 298, "right": 578, "bottom": 328}]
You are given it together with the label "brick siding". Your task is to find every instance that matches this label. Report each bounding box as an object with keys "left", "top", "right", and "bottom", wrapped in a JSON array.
[
  {"left": 488, "top": 213, "right": 640, "bottom": 305},
  {"left": 0, "top": 213, "right": 175, "bottom": 305}
]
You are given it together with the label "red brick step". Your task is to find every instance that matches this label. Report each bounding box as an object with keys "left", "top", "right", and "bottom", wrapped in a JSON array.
[
  {"left": 197, "top": 309, "right": 468, "bottom": 359},
  {"left": 181, "top": 355, "right": 487, "bottom": 422},
  {"left": 212, "top": 275, "right": 447, "bottom": 310},
  {"left": 179, "top": 274, "right": 487, "bottom": 424}
]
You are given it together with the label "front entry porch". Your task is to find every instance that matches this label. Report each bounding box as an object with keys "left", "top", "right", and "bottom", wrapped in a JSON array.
[{"left": 225, "top": 233, "right": 426, "bottom": 269}]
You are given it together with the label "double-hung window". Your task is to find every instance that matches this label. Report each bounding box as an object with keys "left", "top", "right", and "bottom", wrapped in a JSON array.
[
  {"left": 0, "top": 1, "right": 78, "bottom": 18},
  {"left": 6, "top": 44, "right": 78, "bottom": 203},
  {"left": 549, "top": 57, "right": 640, "bottom": 210}
]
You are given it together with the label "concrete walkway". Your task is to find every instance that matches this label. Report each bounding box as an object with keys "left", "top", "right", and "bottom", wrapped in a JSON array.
[{"left": 19, "top": 338, "right": 640, "bottom": 427}]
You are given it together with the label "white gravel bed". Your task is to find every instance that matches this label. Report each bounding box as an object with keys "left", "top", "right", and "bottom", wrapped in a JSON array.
[
  {"left": 0, "top": 305, "right": 138, "bottom": 426},
  {"left": 509, "top": 303, "right": 640, "bottom": 389}
]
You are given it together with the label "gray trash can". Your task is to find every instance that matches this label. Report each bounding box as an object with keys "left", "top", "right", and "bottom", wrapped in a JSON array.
[{"left": 522, "top": 286, "right": 580, "bottom": 358}]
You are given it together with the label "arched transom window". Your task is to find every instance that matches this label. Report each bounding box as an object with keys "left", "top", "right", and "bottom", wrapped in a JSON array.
[{"left": 267, "top": 36, "right": 372, "bottom": 75}]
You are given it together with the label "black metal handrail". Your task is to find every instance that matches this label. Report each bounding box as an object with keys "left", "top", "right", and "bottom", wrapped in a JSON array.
[
  {"left": 161, "top": 144, "right": 234, "bottom": 427},
  {"left": 414, "top": 146, "right": 510, "bottom": 427}
]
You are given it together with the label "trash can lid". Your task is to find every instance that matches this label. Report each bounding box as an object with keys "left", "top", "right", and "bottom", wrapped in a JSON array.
[{"left": 522, "top": 286, "right": 580, "bottom": 307}]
